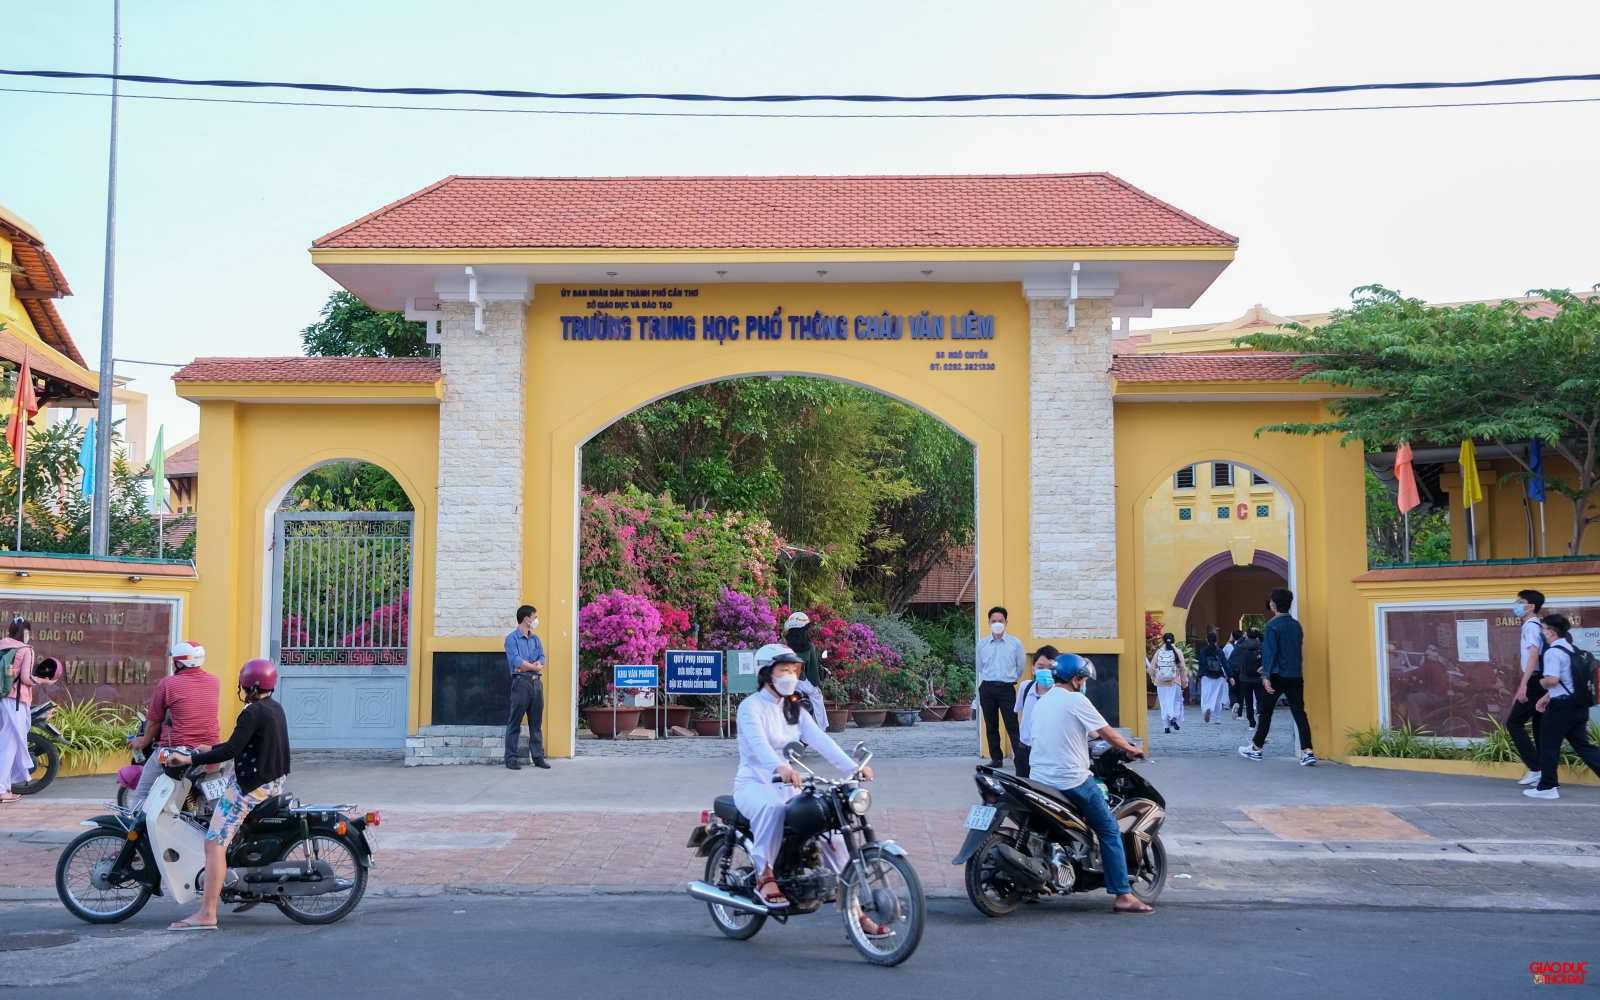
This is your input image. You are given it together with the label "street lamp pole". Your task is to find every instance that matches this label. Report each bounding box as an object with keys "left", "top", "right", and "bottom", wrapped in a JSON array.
[{"left": 90, "top": 0, "right": 121, "bottom": 556}]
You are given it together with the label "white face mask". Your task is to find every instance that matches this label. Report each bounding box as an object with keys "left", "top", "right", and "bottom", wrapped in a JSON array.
[
  {"left": 773, "top": 673, "right": 800, "bottom": 696},
  {"left": 528, "top": 619, "right": 539, "bottom": 630},
  {"left": 990, "top": 621, "right": 1006, "bottom": 636}
]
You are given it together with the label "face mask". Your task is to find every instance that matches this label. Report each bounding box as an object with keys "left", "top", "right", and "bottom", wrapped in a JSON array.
[
  {"left": 529, "top": 619, "right": 540, "bottom": 630},
  {"left": 990, "top": 621, "right": 1006, "bottom": 636},
  {"left": 773, "top": 674, "right": 800, "bottom": 696},
  {"left": 1512, "top": 603, "right": 1526, "bottom": 618},
  {"left": 1035, "top": 671, "right": 1054, "bottom": 690}
]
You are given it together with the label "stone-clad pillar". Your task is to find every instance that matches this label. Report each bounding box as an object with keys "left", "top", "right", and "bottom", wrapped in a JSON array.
[
  {"left": 1027, "top": 294, "right": 1117, "bottom": 640},
  {"left": 434, "top": 300, "right": 526, "bottom": 637}
]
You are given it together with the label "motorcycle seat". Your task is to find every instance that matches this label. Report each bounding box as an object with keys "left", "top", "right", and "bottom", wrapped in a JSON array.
[
  {"left": 250, "top": 794, "right": 290, "bottom": 821},
  {"left": 1016, "top": 776, "right": 1073, "bottom": 803},
  {"left": 712, "top": 795, "right": 749, "bottom": 827}
]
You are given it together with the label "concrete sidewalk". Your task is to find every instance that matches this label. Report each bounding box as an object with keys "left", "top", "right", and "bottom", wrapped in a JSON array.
[{"left": 8, "top": 756, "right": 1599, "bottom": 911}]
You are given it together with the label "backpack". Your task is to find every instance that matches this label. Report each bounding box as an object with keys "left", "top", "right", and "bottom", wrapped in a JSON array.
[
  {"left": 1231, "top": 641, "right": 1263, "bottom": 683},
  {"left": 0, "top": 647, "right": 15, "bottom": 700},
  {"left": 1153, "top": 646, "right": 1180, "bottom": 683},
  {"left": 1563, "top": 647, "right": 1598, "bottom": 709},
  {"left": 1200, "top": 647, "right": 1226, "bottom": 679}
]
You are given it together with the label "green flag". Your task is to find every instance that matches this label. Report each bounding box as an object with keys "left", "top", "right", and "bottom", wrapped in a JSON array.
[{"left": 148, "top": 426, "right": 166, "bottom": 513}]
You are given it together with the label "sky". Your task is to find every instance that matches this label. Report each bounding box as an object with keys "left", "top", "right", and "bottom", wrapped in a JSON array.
[{"left": 3, "top": 0, "right": 1599, "bottom": 449}]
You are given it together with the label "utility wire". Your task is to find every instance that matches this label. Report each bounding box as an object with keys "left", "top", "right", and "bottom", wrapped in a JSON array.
[
  {"left": 5, "top": 84, "right": 1600, "bottom": 120},
  {"left": 2, "top": 66, "right": 1599, "bottom": 104}
]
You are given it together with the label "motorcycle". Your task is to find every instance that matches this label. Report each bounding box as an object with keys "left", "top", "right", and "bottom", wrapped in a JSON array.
[
  {"left": 114, "top": 712, "right": 149, "bottom": 808},
  {"left": 954, "top": 741, "right": 1168, "bottom": 916},
  {"left": 12, "top": 699, "right": 64, "bottom": 795},
  {"left": 56, "top": 748, "right": 378, "bottom": 926},
  {"left": 686, "top": 741, "right": 925, "bottom": 966}
]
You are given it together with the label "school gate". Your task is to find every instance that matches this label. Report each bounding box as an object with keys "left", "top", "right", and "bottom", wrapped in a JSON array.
[{"left": 176, "top": 174, "right": 1378, "bottom": 757}]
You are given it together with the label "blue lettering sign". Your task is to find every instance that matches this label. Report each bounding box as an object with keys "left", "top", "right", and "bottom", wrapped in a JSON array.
[
  {"left": 614, "top": 664, "right": 658, "bottom": 688},
  {"left": 665, "top": 649, "right": 724, "bottom": 694}
]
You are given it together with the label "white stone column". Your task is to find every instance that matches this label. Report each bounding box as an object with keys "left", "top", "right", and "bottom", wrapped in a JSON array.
[
  {"left": 1027, "top": 294, "right": 1117, "bottom": 639},
  {"left": 434, "top": 300, "right": 527, "bottom": 637}
]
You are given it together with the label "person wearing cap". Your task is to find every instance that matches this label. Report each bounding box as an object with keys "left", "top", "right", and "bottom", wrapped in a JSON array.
[
  {"left": 127, "top": 641, "right": 221, "bottom": 811},
  {"left": 1027, "top": 653, "right": 1152, "bottom": 914},
  {"left": 756, "top": 643, "right": 827, "bottom": 729},
  {"left": 783, "top": 611, "right": 825, "bottom": 689}
]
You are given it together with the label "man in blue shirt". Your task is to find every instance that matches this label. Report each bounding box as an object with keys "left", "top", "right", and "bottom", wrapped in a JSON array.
[
  {"left": 505, "top": 604, "right": 549, "bottom": 770},
  {"left": 1239, "top": 588, "right": 1316, "bottom": 766}
]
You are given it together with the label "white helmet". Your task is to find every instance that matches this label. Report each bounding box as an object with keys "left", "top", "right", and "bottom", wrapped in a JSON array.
[
  {"left": 755, "top": 643, "right": 801, "bottom": 669},
  {"left": 169, "top": 641, "right": 206, "bottom": 669},
  {"left": 783, "top": 612, "right": 811, "bottom": 633}
]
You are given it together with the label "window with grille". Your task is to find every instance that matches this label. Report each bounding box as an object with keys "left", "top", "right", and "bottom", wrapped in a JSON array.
[
  {"left": 1252, "top": 471, "right": 1270, "bottom": 486},
  {"left": 1213, "top": 463, "right": 1233, "bottom": 488},
  {"left": 1174, "top": 466, "right": 1195, "bottom": 490}
]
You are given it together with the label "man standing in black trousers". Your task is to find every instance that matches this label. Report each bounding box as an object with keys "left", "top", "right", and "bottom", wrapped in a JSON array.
[
  {"left": 1506, "top": 590, "right": 1547, "bottom": 787},
  {"left": 976, "top": 606, "right": 1027, "bottom": 769},
  {"left": 1239, "top": 588, "right": 1316, "bottom": 766},
  {"left": 504, "top": 604, "right": 550, "bottom": 770}
]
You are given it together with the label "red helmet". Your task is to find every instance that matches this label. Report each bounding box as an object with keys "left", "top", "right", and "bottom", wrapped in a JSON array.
[{"left": 238, "top": 658, "right": 278, "bottom": 693}]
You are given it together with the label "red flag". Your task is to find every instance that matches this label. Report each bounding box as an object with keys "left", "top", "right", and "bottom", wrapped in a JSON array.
[
  {"left": 6, "top": 354, "right": 38, "bottom": 470},
  {"left": 1395, "top": 442, "right": 1420, "bottom": 514}
]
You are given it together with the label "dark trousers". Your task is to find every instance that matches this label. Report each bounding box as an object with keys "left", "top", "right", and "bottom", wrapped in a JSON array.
[
  {"left": 978, "top": 680, "right": 1021, "bottom": 763},
  {"left": 1014, "top": 743, "right": 1032, "bottom": 779},
  {"left": 1505, "top": 684, "right": 1545, "bottom": 771},
  {"left": 1229, "top": 680, "right": 1244, "bottom": 713},
  {"left": 506, "top": 675, "right": 545, "bottom": 763},
  {"left": 1251, "top": 675, "right": 1312, "bottom": 752},
  {"left": 1240, "top": 682, "right": 1267, "bottom": 728},
  {"left": 1537, "top": 697, "right": 1600, "bottom": 790}
]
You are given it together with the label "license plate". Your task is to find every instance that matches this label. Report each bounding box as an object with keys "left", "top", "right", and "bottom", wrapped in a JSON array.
[
  {"left": 964, "top": 805, "right": 996, "bottom": 830},
  {"left": 200, "top": 779, "right": 226, "bottom": 802}
]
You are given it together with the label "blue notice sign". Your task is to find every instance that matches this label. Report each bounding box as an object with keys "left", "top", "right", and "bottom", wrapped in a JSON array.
[
  {"left": 665, "top": 649, "right": 723, "bottom": 694},
  {"left": 614, "top": 664, "right": 658, "bottom": 689}
]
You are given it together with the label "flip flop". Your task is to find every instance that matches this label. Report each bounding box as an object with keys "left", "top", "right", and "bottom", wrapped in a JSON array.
[
  {"left": 0, "top": 793, "right": 21, "bottom": 803},
  {"left": 1113, "top": 901, "right": 1153, "bottom": 914},
  {"left": 168, "top": 921, "right": 219, "bottom": 931}
]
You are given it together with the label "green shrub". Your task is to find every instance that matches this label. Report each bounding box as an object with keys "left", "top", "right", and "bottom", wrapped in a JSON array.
[
  {"left": 48, "top": 698, "right": 137, "bottom": 769},
  {"left": 1347, "top": 716, "right": 1600, "bottom": 773}
]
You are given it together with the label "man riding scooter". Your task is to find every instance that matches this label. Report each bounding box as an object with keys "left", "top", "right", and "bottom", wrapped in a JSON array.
[{"left": 127, "top": 642, "right": 220, "bottom": 811}]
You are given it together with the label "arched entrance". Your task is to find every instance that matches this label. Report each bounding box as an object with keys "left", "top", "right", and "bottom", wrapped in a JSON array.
[{"left": 1182, "top": 562, "right": 1288, "bottom": 642}]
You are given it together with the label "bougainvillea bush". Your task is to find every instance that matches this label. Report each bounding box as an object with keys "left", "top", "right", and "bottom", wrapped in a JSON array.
[
  {"left": 580, "top": 487, "right": 780, "bottom": 623},
  {"left": 705, "top": 588, "right": 778, "bottom": 650}
]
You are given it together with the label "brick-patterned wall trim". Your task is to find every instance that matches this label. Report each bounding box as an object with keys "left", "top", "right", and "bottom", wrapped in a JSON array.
[
  {"left": 1029, "top": 296, "right": 1117, "bottom": 639},
  {"left": 434, "top": 301, "right": 526, "bottom": 637}
]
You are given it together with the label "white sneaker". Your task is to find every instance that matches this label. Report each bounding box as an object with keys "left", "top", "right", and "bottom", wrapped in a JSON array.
[
  {"left": 1517, "top": 770, "right": 1541, "bottom": 786},
  {"left": 1524, "top": 787, "right": 1559, "bottom": 799},
  {"left": 1300, "top": 750, "right": 1317, "bottom": 767}
]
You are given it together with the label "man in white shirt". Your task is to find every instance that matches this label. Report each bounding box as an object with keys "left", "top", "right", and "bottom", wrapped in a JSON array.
[
  {"left": 1029, "top": 653, "right": 1153, "bottom": 914},
  {"left": 1505, "top": 590, "right": 1547, "bottom": 785},
  {"left": 976, "top": 606, "right": 1027, "bottom": 770}
]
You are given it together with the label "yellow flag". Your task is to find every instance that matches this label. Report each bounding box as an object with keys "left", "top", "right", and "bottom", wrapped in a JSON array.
[{"left": 1459, "top": 440, "right": 1484, "bottom": 507}]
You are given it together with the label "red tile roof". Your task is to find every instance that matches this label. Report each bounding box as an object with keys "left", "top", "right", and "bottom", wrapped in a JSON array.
[
  {"left": 162, "top": 439, "right": 199, "bottom": 477},
  {"left": 909, "top": 547, "right": 976, "bottom": 604},
  {"left": 173, "top": 357, "right": 442, "bottom": 383},
  {"left": 2, "top": 213, "right": 91, "bottom": 372},
  {"left": 1111, "top": 354, "right": 1318, "bottom": 383},
  {"left": 313, "top": 174, "right": 1237, "bottom": 251}
]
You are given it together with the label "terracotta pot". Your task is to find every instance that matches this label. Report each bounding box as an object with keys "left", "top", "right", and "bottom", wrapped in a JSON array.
[
  {"left": 946, "top": 704, "right": 974, "bottom": 722},
  {"left": 851, "top": 709, "right": 889, "bottom": 728},
  {"left": 919, "top": 705, "right": 950, "bottom": 722},
  {"left": 825, "top": 708, "right": 851, "bottom": 733},
  {"left": 583, "top": 706, "right": 642, "bottom": 739},
  {"left": 1147, "top": 691, "right": 1159, "bottom": 710},
  {"left": 692, "top": 718, "right": 726, "bottom": 737},
  {"left": 635, "top": 705, "right": 693, "bottom": 732},
  {"left": 888, "top": 710, "right": 921, "bottom": 727}
]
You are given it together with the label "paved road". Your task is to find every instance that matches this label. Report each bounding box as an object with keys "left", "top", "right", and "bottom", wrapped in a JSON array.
[{"left": 1, "top": 894, "right": 1589, "bottom": 997}]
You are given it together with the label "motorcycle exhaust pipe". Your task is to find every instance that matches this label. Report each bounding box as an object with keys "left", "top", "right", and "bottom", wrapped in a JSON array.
[{"left": 688, "top": 880, "right": 770, "bottom": 916}]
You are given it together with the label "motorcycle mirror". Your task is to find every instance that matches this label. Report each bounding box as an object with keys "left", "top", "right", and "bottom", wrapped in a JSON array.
[
  {"left": 783, "top": 741, "right": 806, "bottom": 761},
  {"left": 853, "top": 741, "right": 869, "bottom": 762}
]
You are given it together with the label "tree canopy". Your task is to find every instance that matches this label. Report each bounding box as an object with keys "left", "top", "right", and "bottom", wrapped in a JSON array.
[
  {"left": 301, "top": 290, "right": 431, "bottom": 358},
  {"left": 1237, "top": 285, "right": 1600, "bottom": 555}
]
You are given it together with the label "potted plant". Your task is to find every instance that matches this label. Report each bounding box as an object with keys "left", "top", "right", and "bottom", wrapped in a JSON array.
[
  {"left": 583, "top": 702, "right": 642, "bottom": 739},
  {"left": 850, "top": 698, "right": 889, "bottom": 728},
  {"left": 691, "top": 705, "right": 727, "bottom": 737},
  {"left": 883, "top": 666, "right": 923, "bottom": 727},
  {"left": 943, "top": 663, "right": 976, "bottom": 721},
  {"left": 844, "top": 661, "right": 889, "bottom": 727},
  {"left": 820, "top": 674, "right": 852, "bottom": 733}
]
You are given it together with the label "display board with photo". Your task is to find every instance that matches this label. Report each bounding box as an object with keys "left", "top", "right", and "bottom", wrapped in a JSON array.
[{"left": 0, "top": 595, "right": 180, "bottom": 710}]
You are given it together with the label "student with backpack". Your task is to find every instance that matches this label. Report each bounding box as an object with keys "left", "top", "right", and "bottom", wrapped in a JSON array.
[
  {"left": 1526, "top": 614, "right": 1600, "bottom": 799},
  {"left": 1229, "top": 628, "right": 1266, "bottom": 727},
  {"left": 1147, "top": 633, "right": 1187, "bottom": 734},
  {"left": 1223, "top": 629, "right": 1245, "bottom": 719},
  {"left": 1198, "top": 632, "right": 1229, "bottom": 724},
  {"left": 1506, "top": 590, "right": 1548, "bottom": 786},
  {"left": 0, "top": 617, "right": 39, "bottom": 803}
]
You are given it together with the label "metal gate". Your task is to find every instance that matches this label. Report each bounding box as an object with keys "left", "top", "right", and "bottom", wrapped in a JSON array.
[{"left": 270, "top": 511, "right": 412, "bottom": 748}]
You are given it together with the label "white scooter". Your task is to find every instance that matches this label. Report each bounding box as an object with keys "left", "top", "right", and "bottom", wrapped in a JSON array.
[{"left": 56, "top": 749, "right": 378, "bottom": 925}]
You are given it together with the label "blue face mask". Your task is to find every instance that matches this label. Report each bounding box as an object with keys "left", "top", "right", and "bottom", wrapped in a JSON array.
[
  {"left": 1035, "top": 671, "right": 1054, "bottom": 690},
  {"left": 1512, "top": 602, "right": 1527, "bottom": 617}
]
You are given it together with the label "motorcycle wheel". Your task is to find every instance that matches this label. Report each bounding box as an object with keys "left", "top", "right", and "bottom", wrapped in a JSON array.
[
  {"left": 55, "top": 830, "right": 153, "bottom": 924},
  {"left": 842, "top": 846, "right": 925, "bottom": 967},
  {"left": 1129, "top": 833, "right": 1167, "bottom": 904},
  {"left": 13, "top": 733, "right": 59, "bottom": 795},
  {"left": 702, "top": 836, "right": 765, "bottom": 940},
  {"left": 116, "top": 784, "right": 131, "bottom": 809},
  {"left": 964, "top": 831, "right": 1027, "bottom": 917},
  {"left": 274, "top": 836, "right": 367, "bottom": 925}
]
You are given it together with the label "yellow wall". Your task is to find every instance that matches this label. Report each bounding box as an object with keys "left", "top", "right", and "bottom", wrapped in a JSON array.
[
  {"left": 1114, "top": 393, "right": 1369, "bottom": 751},
  {"left": 186, "top": 398, "right": 439, "bottom": 737},
  {"left": 1443, "top": 453, "right": 1600, "bottom": 562}
]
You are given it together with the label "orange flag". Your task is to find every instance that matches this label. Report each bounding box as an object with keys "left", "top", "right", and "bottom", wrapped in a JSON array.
[
  {"left": 1395, "top": 442, "right": 1420, "bottom": 514},
  {"left": 6, "top": 353, "right": 38, "bottom": 470}
]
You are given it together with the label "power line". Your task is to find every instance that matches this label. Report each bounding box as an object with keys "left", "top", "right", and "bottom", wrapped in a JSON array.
[
  {"left": 2, "top": 66, "right": 1599, "bottom": 105},
  {"left": 5, "top": 84, "right": 1600, "bottom": 120}
]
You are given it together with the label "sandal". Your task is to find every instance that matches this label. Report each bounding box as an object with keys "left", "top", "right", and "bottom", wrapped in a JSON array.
[
  {"left": 858, "top": 913, "right": 895, "bottom": 939},
  {"left": 0, "top": 793, "right": 21, "bottom": 803},
  {"left": 1113, "top": 900, "right": 1153, "bottom": 914},
  {"left": 756, "top": 876, "right": 789, "bottom": 909}
]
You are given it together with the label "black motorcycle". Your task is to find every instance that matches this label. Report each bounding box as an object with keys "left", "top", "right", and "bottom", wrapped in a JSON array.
[
  {"left": 954, "top": 741, "right": 1167, "bottom": 916},
  {"left": 687, "top": 742, "right": 925, "bottom": 966},
  {"left": 13, "top": 699, "right": 64, "bottom": 795}
]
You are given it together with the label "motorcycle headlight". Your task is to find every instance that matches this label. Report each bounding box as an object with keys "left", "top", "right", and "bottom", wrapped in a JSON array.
[{"left": 848, "top": 789, "right": 871, "bottom": 815}]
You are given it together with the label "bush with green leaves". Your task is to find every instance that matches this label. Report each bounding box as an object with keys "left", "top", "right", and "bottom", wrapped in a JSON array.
[
  {"left": 47, "top": 698, "right": 138, "bottom": 769},
  {"left": 848, "top": 609, "right": 930, "bottom": 662},
  {"left": 1346, "top": 716, "right": 1599, "bottom": 772}
]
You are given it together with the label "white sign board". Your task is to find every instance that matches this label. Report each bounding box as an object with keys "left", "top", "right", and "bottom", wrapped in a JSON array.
[
  {"left": 735, "top": 650, "right": 756, "bottom": 675},
  {"left": 1455, "top": 619, "right": 1491, "bottom": 662},
  {"left": 1573, "top": 627, "right": 1600, "bottom": 654}
]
